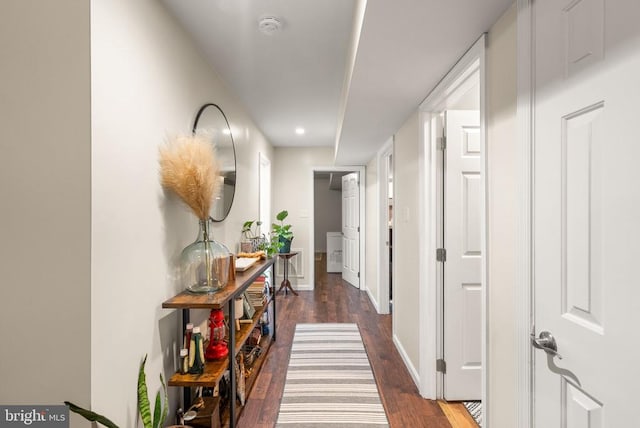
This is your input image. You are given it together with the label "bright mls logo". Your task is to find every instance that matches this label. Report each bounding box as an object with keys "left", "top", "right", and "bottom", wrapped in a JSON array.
[{"left": 1, "top": 406, "right": 68, "bottom": 427}]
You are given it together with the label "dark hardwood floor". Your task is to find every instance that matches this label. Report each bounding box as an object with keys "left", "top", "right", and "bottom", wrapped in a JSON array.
[{"left": 237, "top": 255, "right": 454, "bottom": 428}]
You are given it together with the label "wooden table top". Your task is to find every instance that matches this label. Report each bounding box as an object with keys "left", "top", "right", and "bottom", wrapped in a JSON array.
[{"left": 162, "top": 257, "right": 275, "bottom": 309}]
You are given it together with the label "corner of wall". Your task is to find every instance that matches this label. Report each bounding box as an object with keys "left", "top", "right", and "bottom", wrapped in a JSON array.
[
  {"left": 390, "top": 111, "right": 421, "bottom": 370},
  {"left": 365, "top": 286, "right": 380, "bottom": 312},
  {"left": 486, "top": 3, "right": 518, "bottom": 428},
  {"left": 393, "top": 334, "right": 420, "bottom": 388}
]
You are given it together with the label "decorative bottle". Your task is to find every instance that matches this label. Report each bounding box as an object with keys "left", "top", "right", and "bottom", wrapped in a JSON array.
[
  {"left": 179, "top": 348, "right": 189, "bottom": 375},
  {"left": 188, "top": 326, "right": 205, "bottom": 374},
  {"left": 181, "top": 218, "right": 231, "bottom": 293},
  {"left": 183, "top": 323, "right": 194, "bottom": 350}
]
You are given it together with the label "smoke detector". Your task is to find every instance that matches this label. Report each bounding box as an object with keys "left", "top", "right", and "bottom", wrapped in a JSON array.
[{"left": 258, "top": 16, "right": 282, "bottom": 35}]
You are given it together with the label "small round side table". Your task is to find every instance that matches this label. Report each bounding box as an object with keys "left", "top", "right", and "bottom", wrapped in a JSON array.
[{"left": 276, "top": 252, "right": 298, "bottom": 296}]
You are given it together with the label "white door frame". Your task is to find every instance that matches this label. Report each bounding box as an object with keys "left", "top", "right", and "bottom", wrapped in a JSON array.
[
  {"left": 309, "top": 166, "right": 366, "bottom": 291},
  {"left": 259, "top": 152, "right": 272, "bottom": 288},
  {"left": 377, "top": 138, "right": 394, "bottom": 315},
  {"left": 516, "top": 1, "right": 534, "bottom": 426},
  {"left": 259, "top": 152, "right": 272, "bottom": 233},
  {"left": 417, "top": 34, "right": 488, "bottom": 415}
]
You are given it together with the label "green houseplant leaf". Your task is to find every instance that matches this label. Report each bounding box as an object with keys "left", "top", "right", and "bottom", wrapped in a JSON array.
[
  {"left": 65, "top": 353, "right": 167, "bottom": 428},
  {"left": 276, "top": 210, "right": 288, "bottom": 222},
  {"left": 137, "top": 355, "right": 152, "bottom": 428},
  {"left": 64, "top": 401, "right": 119, "bottom": 428},
  {"left": 159, "top": 373, "right": 168, "bottom": 428},
  {"left": 152, "top": 390, "right": 161, "bottom": 428},
  {"left": 242, "top": 220, "right": 254, "bottom": 233},
  {"left": 152, "top": 373, "right": 168, "bottom": 428},
  {"left": 258, "top": 235, "right": 282, "bottom": 257}
]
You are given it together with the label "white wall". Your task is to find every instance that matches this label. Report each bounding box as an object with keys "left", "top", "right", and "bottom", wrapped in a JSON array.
[
  {"left": 0, "top": 1, "right": 92, "bottom": 422},
  {"left": 91, "top": 0, "right": 272, "bottom": 424},
  {"left": 386, "top": 7, "right": 518, "bottom": 419},
  {"left": 392, "top": 111, "right": 421, "bottom": 375},
  {"left": 486, "top": 4, "right": 517, "bottom": 427},
  {"left": 313, "top": 176, "right": 342, "bottom": 252},
  {"left": 273, "top": 147, "right": 335, "bottom": 289},
  {"left": 365, "top": 156, "right": 380, "bottom": 310}
]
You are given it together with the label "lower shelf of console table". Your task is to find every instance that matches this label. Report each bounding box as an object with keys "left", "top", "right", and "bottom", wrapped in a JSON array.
[{"left": 168, "top": 302, "right": 271, "bottom": 388}]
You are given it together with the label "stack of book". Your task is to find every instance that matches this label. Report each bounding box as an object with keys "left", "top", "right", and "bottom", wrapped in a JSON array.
[{"left": 246, "top": 275, "right": 267, "bottom": 308}]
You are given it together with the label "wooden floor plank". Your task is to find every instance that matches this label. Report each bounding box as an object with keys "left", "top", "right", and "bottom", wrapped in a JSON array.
[
  {"left": 437, "top": 401, "right": 479, "bottom": 428},
  {"left": 237, "top": 255, "right": 453, "bottom": 428}
]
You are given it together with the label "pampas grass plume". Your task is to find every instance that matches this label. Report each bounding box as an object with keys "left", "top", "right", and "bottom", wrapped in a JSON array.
[{"left": 159, "top": 134, "right": 221, "bottom": 220}]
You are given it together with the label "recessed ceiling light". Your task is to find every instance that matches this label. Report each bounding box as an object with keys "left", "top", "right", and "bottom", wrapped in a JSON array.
[{"left": 295, "top": 127, "right": 305, "bottom": 135}]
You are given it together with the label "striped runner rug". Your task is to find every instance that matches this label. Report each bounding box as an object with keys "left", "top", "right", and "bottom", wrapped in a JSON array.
[
  {"left": 276, "top": 323, "right": 389, "bottom": 427},
  {"left": 463, "top": 401, "right": 482, "bottom": 426}
]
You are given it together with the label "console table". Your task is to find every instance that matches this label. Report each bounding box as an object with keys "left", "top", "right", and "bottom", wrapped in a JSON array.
[{"left": 162, "top": 257, "right": 276, "bottom": 428}]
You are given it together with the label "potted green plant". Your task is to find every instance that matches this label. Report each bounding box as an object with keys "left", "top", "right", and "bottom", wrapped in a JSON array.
[
  {"left": 65, "top": 355, "right": 172, "bottom": 428},
  {"left": 241, "top": 220, "right": 264, "bottom": 252},
  {"left": 272, "top": 210, "right": 293, "bottom": 253},
  {"left": 258, "top": 235, "right": 281, "bottom": 258}
]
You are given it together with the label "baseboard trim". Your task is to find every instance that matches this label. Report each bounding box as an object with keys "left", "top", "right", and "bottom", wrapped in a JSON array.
[
  {"left": 393, "top": 334, "right": 420, "bottom": 389},
  {"left": 293, "top": 283, "right": 313, "bottom": 291},
  {"left": 365, "top": 287, "right": 380, "bottom": 313}
]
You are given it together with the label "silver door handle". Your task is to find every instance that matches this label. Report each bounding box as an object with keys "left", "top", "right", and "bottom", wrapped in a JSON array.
[{"left": 530, "top": 331, "right": 563, "bottom": 359}]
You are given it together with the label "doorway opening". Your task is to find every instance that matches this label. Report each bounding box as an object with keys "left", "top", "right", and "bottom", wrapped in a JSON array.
[
  {"left": 313, "top": 171, "right": 345, "bottom": 277},
  {"left": 309, "top": 166, "right": 365, "bottom": 290},
  {"left": 418, "top": 34, "right": 487, "bottom": 425},
  {"left": 378, "top": 139, "right": 394, "bottom": 315}
]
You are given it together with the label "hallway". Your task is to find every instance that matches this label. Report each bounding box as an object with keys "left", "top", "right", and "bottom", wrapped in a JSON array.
[{"left": 238, "top": 256, "right": 476, "bottom": 427}]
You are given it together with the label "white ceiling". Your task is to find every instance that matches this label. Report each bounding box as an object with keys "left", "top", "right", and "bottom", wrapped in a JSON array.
[{"left": 162, "top": 0, "right": 513, "bottom": 165}]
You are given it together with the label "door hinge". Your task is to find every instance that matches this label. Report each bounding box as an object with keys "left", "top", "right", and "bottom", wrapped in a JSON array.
[
  {"left": 357, "top": 226, "right": 360, "bottom": 232},
  {"left": 436, "top": 359, "right": 446, "bottom": 373},
  {"left": 436, "top": 248, "right": 446, "bottom": 262},
  {"left": 438, "top": 136, "right": 447, "bottom": 151}
]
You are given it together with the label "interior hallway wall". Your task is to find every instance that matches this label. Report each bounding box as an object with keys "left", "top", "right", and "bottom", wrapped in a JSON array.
[
  {"left": 486, "top": 3, "right": 517, "bottom": 427},
  {"left": 313, "top": 176, "right": 342, "bottom": 253},
  {"left": 0, "top": 1, "right": 92, "bottom": 423},
  {"left": 273, "top": 147, "right": 335, "bottom": 289},
  {"left": 91, "top": 0, "right": 272, "bottom": 424},
  {"left": 392, "top": 111, "right": 421, "bottom": 378}
]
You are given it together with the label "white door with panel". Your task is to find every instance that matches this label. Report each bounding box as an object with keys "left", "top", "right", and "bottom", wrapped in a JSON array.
[
  {"left": 443, "top": 110, "right": 482, "bottom": 400},
  {"left": 342, "top": 172, "right": 360, "bottom": 288},
  {"left": 531, "top": 1, "right": 640, "bottom": 426}
]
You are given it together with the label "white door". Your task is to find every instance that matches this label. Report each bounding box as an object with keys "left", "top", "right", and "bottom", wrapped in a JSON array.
[
  {"left": 443, "top": 110, "right": 482, "bottom": 400},
  {"left": 342, "top": 172, "right": 360, "bottom": 288},
  {"left": 531, "top": 1, "right": 640, "bottom": 426}
]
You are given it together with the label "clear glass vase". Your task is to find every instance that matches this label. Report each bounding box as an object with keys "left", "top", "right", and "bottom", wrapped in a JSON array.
[{"left": 181, "top": 219, "right": 231, "bottom": 293}]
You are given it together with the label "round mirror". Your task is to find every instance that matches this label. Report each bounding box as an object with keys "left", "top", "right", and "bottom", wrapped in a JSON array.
[{"left": 192, "top": 103, "right": 237, "bottom": 222}]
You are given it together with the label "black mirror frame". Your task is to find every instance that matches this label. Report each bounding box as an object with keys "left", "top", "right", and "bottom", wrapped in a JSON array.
[{"left": 192, "top": 103, "right": 237, "bottom": 223}]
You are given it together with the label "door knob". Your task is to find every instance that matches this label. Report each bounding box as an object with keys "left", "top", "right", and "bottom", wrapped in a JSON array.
[{"left": 530, "top": 331, "right": 563, "bottom": 359}]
